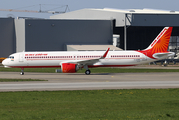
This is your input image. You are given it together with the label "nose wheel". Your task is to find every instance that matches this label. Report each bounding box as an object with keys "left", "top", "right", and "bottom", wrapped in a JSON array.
[
  {"left": 85, "top": 70, "right": 91, "bottom": 75},
  {"left": 20, "top": 72, "right": 24, "bottom": 75},
  {"left": 20, "top": 68, "right": 24, "bottom": 75}
]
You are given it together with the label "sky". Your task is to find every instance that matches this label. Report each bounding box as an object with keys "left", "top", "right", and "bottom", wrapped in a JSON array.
[{"left": 0, "top": 0, "right": 179, "bottom": 19}]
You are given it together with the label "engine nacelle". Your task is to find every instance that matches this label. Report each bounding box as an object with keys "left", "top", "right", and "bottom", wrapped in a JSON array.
[{"left": 60, "top": 63, "right": 79, "bottom": 73}]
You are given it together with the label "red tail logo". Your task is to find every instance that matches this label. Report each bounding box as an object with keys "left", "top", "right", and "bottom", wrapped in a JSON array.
[{"left": 139, "top": 27, "right": 173, "bottom": 59}]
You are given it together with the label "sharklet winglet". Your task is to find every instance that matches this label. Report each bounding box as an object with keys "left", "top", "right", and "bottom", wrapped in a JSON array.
[{"left": 101, "top": 48, "right": 110, "bottom": 59}]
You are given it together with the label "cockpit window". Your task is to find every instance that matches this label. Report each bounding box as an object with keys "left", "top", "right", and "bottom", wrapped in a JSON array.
[
  {"left": 8, "top": 56, "right": 14, "bottom": 59},
  {"left": 8, "top": 56, "right": 14, "bottom": 61}
]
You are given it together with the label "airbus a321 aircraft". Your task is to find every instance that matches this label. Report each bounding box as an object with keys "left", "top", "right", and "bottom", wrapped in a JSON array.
[{"left": 2, "top": 27, "right": 174, "bottom": 75}]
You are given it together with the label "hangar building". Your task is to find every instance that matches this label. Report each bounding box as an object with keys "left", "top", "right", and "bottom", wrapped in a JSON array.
[
  {"left": 0, "top": 18, "right": 16, "bottom": 57},
  {"left": 1, "top": 8, "right": 179, "bottom": 58},
  {"left": 51, "top": 8, "right": 179, "bottom": 52},
  {"left": 0, "top": 18, "right": 113, "bottom": 57},
  {"left": 15, "top": 19, "right": 113, "bottom": 52}
]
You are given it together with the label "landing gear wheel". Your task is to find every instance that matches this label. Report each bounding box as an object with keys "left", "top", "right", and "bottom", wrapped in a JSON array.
[
  {"left": 20, "top": 68, "right": 24, "bottom": 75},
  {"left": 20, "top": 72, "right": 24, "bottom": 75},
  {"left": 85, "top": 70, "right": 91, "bottom": 75}
]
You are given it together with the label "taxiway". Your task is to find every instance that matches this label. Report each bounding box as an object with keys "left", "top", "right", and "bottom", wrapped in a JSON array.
[{"left": 0, "top": 72, "right": 179, "bottom": 91}]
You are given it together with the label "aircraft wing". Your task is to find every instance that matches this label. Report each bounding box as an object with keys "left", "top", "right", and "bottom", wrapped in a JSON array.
[{"left": 61, "top": 48, "right": 110, "bottom": 67}]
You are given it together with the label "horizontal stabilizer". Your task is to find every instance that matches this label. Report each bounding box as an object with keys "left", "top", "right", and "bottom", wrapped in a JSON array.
[{"left": 153, "top": 52, "right": 175, "bottom": 59}]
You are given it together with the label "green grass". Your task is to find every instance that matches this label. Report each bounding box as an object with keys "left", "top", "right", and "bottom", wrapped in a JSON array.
[
  {"left": 0, "top": 89, "right": 179, "bottom": 119},
  {"left": 1, "top": 67, "right": 179, "bottom": 73},
  {"left": 0, "top": 79, "right": 47, "bottom": 82}
]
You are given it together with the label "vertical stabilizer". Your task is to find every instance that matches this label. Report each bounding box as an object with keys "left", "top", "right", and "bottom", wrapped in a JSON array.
[
  {"left": 139, "top": 27, "right": 173, "bottom": 59},
  {"left": 145, "top": 27, "right": 172, "bottom": 51}
]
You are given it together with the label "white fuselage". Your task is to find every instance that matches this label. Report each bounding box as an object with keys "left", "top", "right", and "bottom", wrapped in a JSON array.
[{"left": 2, "top": 50, "right": 157, "bottom": 68}]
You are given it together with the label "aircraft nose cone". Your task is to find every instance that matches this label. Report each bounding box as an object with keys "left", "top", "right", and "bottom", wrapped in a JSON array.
[
  {"left": 2, "top": 59, "right": 7, "bottom": 66},
  {"left": 2, "top": 59, "right": 11, "bottom": 68}
]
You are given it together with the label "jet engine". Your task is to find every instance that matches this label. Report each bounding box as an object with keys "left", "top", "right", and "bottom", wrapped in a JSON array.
[{"left": 57, "top": 63, "right": 79, "bottom": 73}]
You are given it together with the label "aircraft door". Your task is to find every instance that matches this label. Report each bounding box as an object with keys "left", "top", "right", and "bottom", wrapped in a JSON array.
[
  {"left": 73, "top": 54, "right": 80, "bottom": 60},
  {"left": 142, "top": 52, "right": 147, "bottom": 61},
  {"left": 19, "top": 53, "right": 24, "bottom": 62}
]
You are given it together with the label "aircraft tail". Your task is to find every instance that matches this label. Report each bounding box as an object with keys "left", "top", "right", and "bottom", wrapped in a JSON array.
[{"left": 139, "top": 27, "right": 173, "bottom": 59}]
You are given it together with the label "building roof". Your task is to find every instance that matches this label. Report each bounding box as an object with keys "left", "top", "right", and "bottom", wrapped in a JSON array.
[
  {"left": 50, "top": 8, "right": 179, "bottom": 27},
  {"left": 102, "top": 8, "right": 179, "bottom": 14}
]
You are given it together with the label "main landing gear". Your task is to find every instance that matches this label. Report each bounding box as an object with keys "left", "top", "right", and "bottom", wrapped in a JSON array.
[
  {"left": 85, "top": 69, "right": 91, "bottom": 75},
  {"left": 84, "top": 65, "right": 91, "bottom": 75},
  {"left": 20, "top": 68, "right": 24, "bottom": 75}
]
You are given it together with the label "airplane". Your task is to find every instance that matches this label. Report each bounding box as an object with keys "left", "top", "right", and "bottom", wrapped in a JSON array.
[{"left": 2, "top": 27, "right": 174, "bottom": 75}]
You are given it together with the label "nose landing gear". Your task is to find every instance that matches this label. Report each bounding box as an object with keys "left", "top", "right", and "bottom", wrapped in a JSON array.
[{"left": 20, "top": 68, "right": 24, "bottom": 75}]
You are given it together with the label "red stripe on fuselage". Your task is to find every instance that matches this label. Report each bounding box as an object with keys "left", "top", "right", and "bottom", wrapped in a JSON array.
[{"left": 8, "top": 65, "right": 136, "bottom": 68}]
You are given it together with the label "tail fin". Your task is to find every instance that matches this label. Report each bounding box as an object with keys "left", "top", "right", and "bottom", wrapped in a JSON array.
[{"left": 139, "top": 27, "right": 173, "bottom": 59}]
